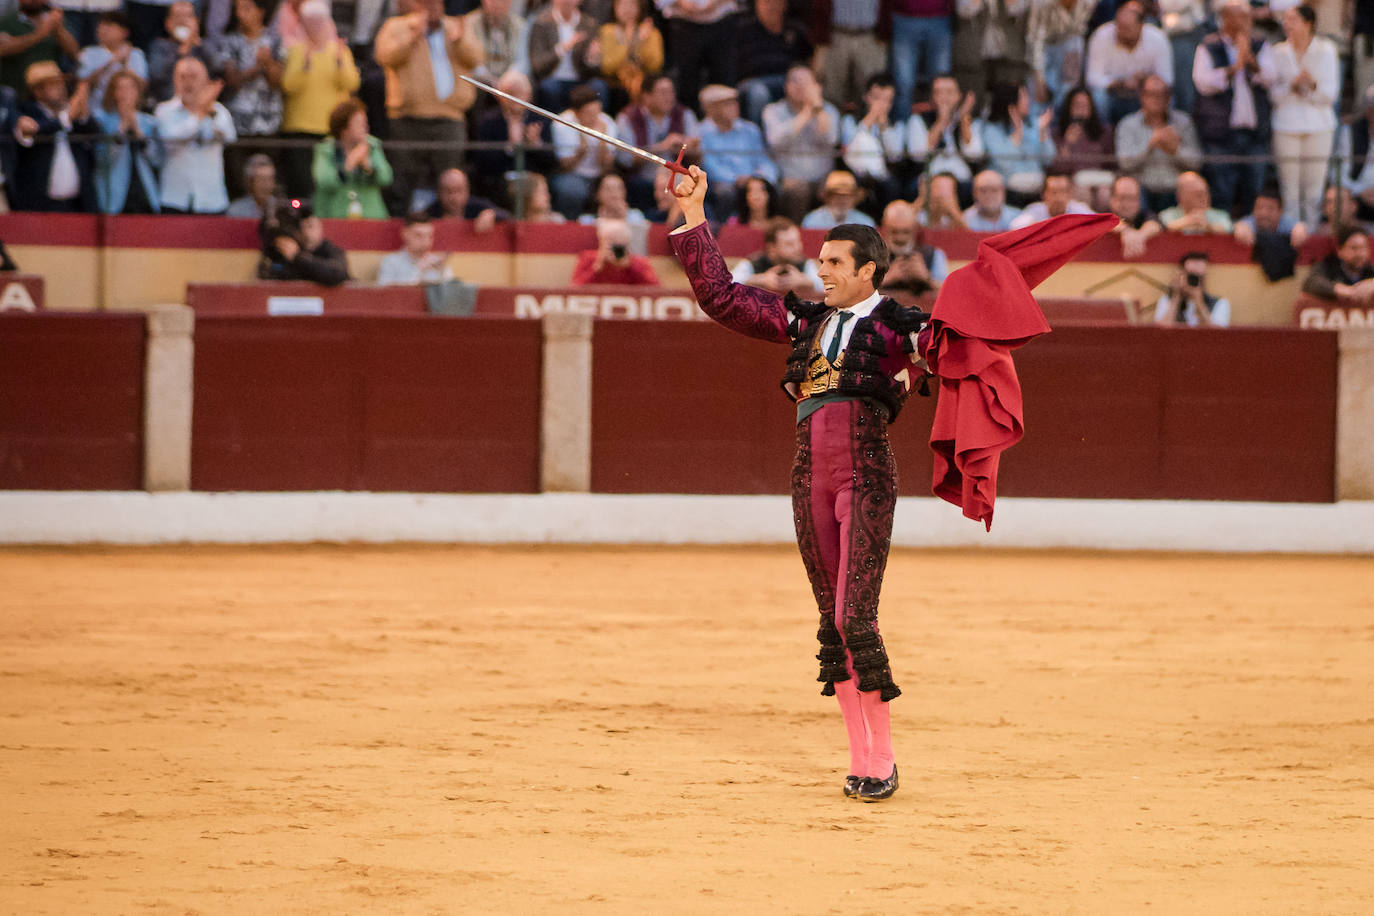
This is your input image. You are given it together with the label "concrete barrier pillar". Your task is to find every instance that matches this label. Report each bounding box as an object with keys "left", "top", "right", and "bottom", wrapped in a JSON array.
[
  {"left": 540, "top": 312, "right": 593, "bottom": 492},
  {"left": 143, "top": 305, "right": 195, "bottom": 491},
  {"left": 1337, "top": 328, "right": 1374, "bottom": 500}
]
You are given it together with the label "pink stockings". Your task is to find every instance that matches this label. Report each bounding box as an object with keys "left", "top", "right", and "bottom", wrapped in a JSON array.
[{"left": 791, "top": 400, "right": 900, "bottom": 780}]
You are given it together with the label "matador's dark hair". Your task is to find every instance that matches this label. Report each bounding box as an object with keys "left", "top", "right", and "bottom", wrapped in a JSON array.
[{"left": 825, "top": 224, "right": 890, "bottom": 288}]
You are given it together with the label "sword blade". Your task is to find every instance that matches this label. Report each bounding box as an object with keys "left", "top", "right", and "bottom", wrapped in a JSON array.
[{"left": 458, "top": 74, "right": 687, "bottom": 174}]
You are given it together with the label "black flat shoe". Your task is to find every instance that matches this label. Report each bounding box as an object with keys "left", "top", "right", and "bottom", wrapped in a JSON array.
[
  {"left": 843, "top": 775, "right": 863, "bottom": 798},
  {"left": 858, "top": 764, "right": 898, "bottom": 803}
]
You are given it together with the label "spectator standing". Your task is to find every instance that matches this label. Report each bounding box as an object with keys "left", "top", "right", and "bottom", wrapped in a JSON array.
[
  {"left": 980, "top": 81, "right": 1055, "bottom": 206},
  {"left": 572, "top": 216, "right": 661, "bottom": 284},
  {"left": 226, "top": 152, "right": 277, "bottom": 217},
  {"left": 125, "top": 0, "right": 176, "bottom": 51},
  {"left": 1027, "top": 0, "right": 1097, "bottom": 109},
  {"left": 615, "top": 73, "right": 697, "bottom": 212},
  {"left": 147, "top": 2, "right": 217, "bottom": 105},
  {"left": 1153, "top": 251, "right": 1230, "bottom": 326},
  {"left": 1049, "top": 86, "right": 1115, "bottom": 206},
  {"left": 1085, "top": 0, "right": 1173, "bottom": 123},
  {"left": 914, "top": 73, "right": 984, "bottom": 188},
  {"left": 470, "top": 68, "right": 557, "bottom": 206},
  {"left": 374, "top": 0, "right": 483, "bottom": 214},
  {"left": 77, "top": 12, "right": 146, "bottom": 114},
  {"left": 597, "top": 0, "right": 663, "bottom": 106},
  {"left": 1192, "top": 0, "right": 1275, "bottom": 219},
  {"left": 962, "top": 168, "right": 1022, "bottom": 231},
  {"left": 915, "top": 170, "right": 969, "bottom": 229},
  {"left": 93, "top": 67, "right": 162, "bottom": 214},
  {"left": 1301, "top": 225, "right": 1374, "bottom": 304},
  {"left": 1009, "top": 169, "right": 1093, "bottom": 227},
  {"left": 280, "top": 1, "right": 360, "bottom": 198},
  {"left": 527, "top": 0, "right": 602, "bottom": 112},
  {"left": 1, "top": 0, "right": 80, "bottom": 94},
  {"left": 889, "top": 0, "right": 952, "bottom": 118},
  {"left": 1158, "top": 0, "right": 1207, "bottom": 113},
  {"left": 1334, "top": 85, "right": 1374, "bottom": 222},
  {"left": 12, "top": 61, "right": 96, "bottom": 211},
  {"left": 808, "top": 0, "right": 886, "bottom": 114},
  {"left": 1114, "top": 74, "right": 1201, "bottom": 213},
  {"left": 1270, "top": 3, "right": 1338, "bottom": 226},
  {"left": 729, "top": 215, "right": 821, "bottom": 294},
  {"left": 692, "top": 82, "right": 778, "bottom": 221},
  {"left": 1157, "top": 169, "right": 1233, "bottom": 233},
  {"left": 840, "top": 71, "right": 911, "bottom": 218},
  {"left": 213, "top": 0, "right": 284, "bottom": 201},
  {"left": 656, "top": 0, "right": 737, "bottom": 115},
  {"left": 1354, "top": 1, "right": 1374, "bottom": 111},
  {"left": 1234, "top": 185, "right": 1307, "bottom": 280},
  {"left": 550, "top": 83, "right": 615, "bottom": 219},
  {"left": 377, "top": 211, "right": 453, "bottom": 284},
  {"left": 272, "top": 0, "right": 308, "bottom": 49},
  {"left": 802, "top": 169, "right": 876, "bottom": 229},
  {"left": 53, "top": 0, "right": 122, "bottom": 50},
  {"left": 762, "top": 65, "right": 840, "bottom": 221},
  {"left": 953, "top": 0, "right": 1031, "bottom": 107},
  {"left": 465, "top": 0, "right": 529, "bottom": 84},
  {"left": 1108, "top": 173, "right": 1162, "bottom": 257},
  {"left": 734, "top": 0, "right": 813, "bottom": 123},
  {"left": 155, "top": 55, "right": 236, "bottom": 213},
  {"left": 312, "top": 97, "right": 392, "bottom": 218},
  {"left": 427, "top": 166, "right": 509, "bottom": 229}
]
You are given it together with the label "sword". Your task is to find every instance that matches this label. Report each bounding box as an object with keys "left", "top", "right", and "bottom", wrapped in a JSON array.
[{"left": 458, "top": 74, "right": 690, "bottom": 177}]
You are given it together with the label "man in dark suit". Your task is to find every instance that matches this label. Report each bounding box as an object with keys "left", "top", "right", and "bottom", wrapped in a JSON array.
[{"left": 13, "top": 61, "right": 97, "bottom": 212}]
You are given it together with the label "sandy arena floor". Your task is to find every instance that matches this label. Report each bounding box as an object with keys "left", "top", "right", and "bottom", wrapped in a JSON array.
[{"left": 1, "top": 545, "right": 1372, "bottom": 914}]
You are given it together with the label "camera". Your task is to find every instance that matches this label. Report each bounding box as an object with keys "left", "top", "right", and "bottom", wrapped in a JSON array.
[
  {"left": 610, "top": 243, "right": 627, "bottom": 261},
  {"left": 259, "top": 196, "right": 307, "bottom": 252},
  {"left": 1185, "top": 272, "right": 1201, "bottom": 287}
]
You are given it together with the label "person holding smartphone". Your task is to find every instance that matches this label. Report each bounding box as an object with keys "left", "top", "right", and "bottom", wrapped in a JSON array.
[{"left": 1154, "top": 250, "right": 1231, "bottom": 326}]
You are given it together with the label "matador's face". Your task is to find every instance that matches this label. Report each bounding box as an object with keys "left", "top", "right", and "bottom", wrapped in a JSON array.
[{"left": 817, "top": 240, "right": 874, "bottom": 310}]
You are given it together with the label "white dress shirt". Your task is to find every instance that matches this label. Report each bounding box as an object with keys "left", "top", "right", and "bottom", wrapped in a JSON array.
[
  {"left": 1085, "top": 21, "right": 1174, "bottom": 91},
  {"left": 1270, "top": 36, "right": 1339, "bottom": 134},
  {"left": 154, "top": 98, "right": 237, "bottom": 212}
]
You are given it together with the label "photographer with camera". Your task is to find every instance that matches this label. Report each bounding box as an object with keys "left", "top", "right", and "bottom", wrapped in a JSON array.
[
  {"left": 571, "top": 216, "right": 660, "bottom": 285},
  {"left": 1153, "top": 251, "right": 1230, "bottom": 327},
  {"left": 257, "top": 197, "right": 350, "bottom": 286}
]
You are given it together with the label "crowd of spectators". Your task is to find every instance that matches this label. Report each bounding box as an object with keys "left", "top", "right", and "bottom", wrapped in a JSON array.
[{"left": 2, "top": 0, "right": 1373, "bottom": 318}]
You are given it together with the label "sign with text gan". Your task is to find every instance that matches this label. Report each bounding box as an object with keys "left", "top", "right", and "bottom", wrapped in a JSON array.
[{"left": 1295, "top": 302, "right": 1374, "bottom": 330}]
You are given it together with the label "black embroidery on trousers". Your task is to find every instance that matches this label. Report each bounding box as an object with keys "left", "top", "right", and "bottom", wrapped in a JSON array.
[
  {"left": 792, "top": 414, "right": 848, "bottom": 695},
  {"left": 842, "top": 403, "right": 902, "bottom": 701}
]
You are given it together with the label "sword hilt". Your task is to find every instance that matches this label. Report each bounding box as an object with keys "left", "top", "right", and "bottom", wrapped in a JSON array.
[{"left": 663, "top": 144, "right": 690, "bottom": 177}]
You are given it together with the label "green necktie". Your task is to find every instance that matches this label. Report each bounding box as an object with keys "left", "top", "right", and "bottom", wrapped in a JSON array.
[{"left": 825, "top": 310, "right": 851, "bottom": 364}]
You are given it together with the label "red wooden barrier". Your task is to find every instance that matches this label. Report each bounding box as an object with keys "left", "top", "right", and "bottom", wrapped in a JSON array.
[
  {"left": 0, "top": 274, "right": 45, "bottom": 312},
  {"left": 593, "top": 323, "right": 1337, "bottom": 502},
  {"left": 0, "top": 312, "right": 144, "bottom": 489},
  {"left": 192, "top": 317, "right": 542, "bottom": 492}
]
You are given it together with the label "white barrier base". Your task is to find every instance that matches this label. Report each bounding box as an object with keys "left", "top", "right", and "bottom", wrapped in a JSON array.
[{"left": 1, "top": 492, "right": 1372, "bottom": 553}]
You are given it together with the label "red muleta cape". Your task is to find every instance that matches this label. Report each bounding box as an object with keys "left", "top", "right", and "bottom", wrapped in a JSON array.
[{"left": 919, "top": 213, "right": 1118, "bottom": 530}]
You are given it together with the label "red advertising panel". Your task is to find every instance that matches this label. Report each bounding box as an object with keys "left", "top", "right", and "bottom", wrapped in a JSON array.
[
  {"left": 0, "top": 312, "right": 144, "bottom": 489},
  {"left": 192, "top": 317, "right": 542, "bottom": 492}
]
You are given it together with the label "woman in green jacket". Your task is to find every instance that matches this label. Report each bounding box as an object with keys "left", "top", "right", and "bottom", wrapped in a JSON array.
[{"left": 311, "top": 98, "right": 393, "bottom": 218}]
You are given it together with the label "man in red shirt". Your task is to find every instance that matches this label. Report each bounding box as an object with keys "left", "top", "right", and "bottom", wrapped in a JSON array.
[{"left": 572, "top": 218, "right": 660, "bottom": 285}]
